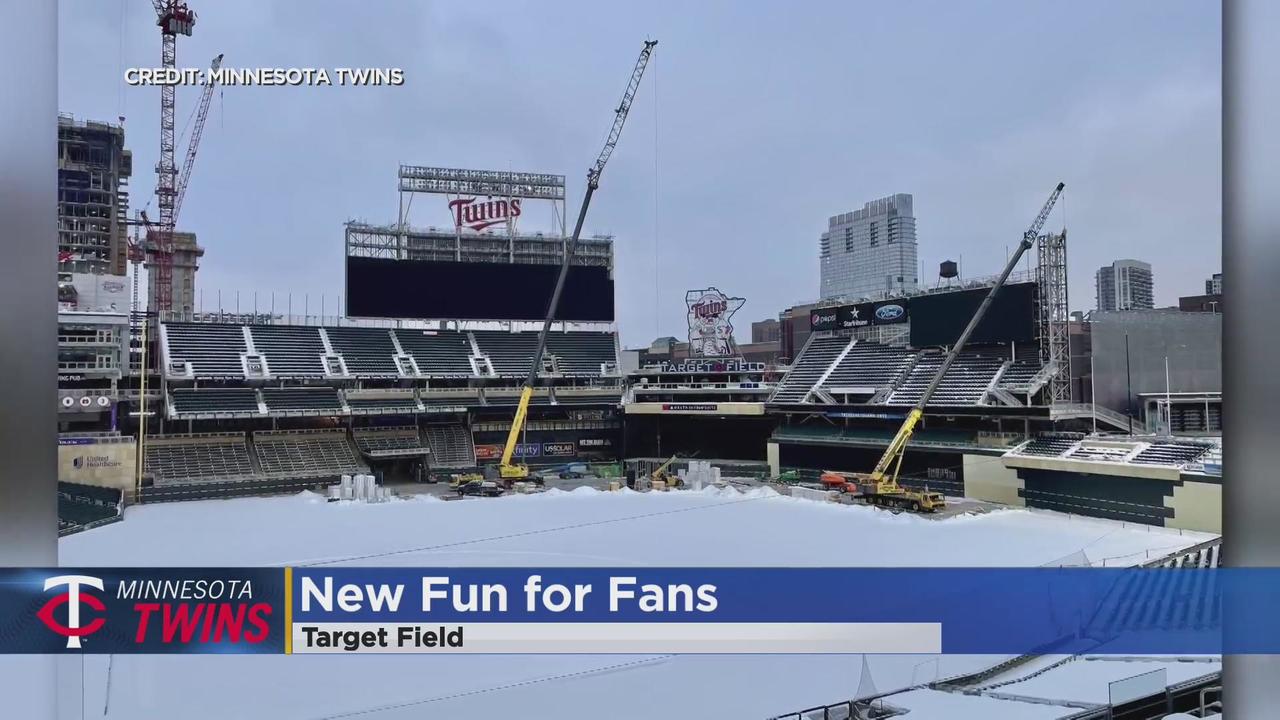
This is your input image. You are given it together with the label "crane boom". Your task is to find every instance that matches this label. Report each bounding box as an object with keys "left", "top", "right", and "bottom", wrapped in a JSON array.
[
  {"left": 496, "top": 41, "right": 658, "bottom": 477},
  {"left": 863, "top": 182, "right": 1065, "bottom": 484},
  {"left": 173, "top": 53, "right": 223, "bottom": 222}
]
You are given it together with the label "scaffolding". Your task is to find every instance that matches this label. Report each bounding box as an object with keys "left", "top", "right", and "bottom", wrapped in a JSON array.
[{"left": 1036, "top": 230, "right": 1070, "bottom": 404}]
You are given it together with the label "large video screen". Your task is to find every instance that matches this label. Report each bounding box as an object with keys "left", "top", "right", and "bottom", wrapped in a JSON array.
[
  {"left": 909, "top": 281, "right": 1037, "bottom": 347},
  {"left": 346, "top": 257, "right": 615, "bottom": 321}
]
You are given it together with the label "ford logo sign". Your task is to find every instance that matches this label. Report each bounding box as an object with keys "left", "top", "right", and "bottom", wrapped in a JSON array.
[{"left": 876, "top": 304, "right": 905, "bottom": 321}]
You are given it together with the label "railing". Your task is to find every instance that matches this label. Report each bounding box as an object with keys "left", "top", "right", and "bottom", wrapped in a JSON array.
[
  {"left": 1051, "top": 403, "right": 1133, "bottom": 430},
  {"left": 157, "top": 309, "right": 617, "bottom": 334}
]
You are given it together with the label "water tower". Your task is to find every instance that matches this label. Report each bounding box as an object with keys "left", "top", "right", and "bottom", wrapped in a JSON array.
[{"left": 938, "top": 259, "right": 959, "bottom": 288}]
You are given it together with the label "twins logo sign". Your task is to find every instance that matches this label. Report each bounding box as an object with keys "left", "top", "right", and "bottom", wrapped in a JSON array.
[
  {"left": 38, "top": 575, "right": 106, "bottom": 648},
  {"left": 686, "top": 287, "right": 745, "bottom": 358}
]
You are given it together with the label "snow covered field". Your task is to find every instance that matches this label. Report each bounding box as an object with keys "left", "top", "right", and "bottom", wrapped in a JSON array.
[{"left": 51, "top": 486, "right": 1214, "bottom": 719}]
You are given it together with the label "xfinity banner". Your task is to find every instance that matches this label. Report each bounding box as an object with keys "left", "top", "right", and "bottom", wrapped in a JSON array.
[{"left": 5, "top": 567, "right": 1280, "bottom": 654}]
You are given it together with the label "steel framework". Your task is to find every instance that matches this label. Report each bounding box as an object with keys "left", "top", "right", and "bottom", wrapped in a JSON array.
[
  {"left": 1037, "top": 229, "right": 1071, "bottom": 403},
  {"left": 149, "top": 1, "right": 195, "bottom": 312}
]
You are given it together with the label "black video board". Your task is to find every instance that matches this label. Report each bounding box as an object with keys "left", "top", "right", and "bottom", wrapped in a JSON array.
[
  {"left": 346, "top": 256, "right": 615, "bottom": 321},
  {"left": 908, "top": 282, "right": 1036, "bottom": 347}
]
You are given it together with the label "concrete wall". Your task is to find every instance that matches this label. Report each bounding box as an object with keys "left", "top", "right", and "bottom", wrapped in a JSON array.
[
  {"left": 1166, "top": 478, "right": 1223, "bottom": 534},
  {"left": 963, "top": 453, "right": 1024, "bottom": 506},
  {"left": 1090, "top": 311, "right": 1222, "bottom": 420}
]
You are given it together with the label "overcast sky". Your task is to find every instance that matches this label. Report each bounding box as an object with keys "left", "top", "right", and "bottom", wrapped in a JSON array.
[{"left": 60, "top": 1, "right": 1220, "bottom": 346}]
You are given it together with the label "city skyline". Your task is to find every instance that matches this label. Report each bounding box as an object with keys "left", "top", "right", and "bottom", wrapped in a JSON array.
[{"left": 58, "top": 1, "right": 1220, "bottom": 346}]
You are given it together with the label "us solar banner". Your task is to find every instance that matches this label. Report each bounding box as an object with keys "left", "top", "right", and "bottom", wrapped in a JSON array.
[{"left": 3, "top": 567, "right": 1278, "bottom": 654}]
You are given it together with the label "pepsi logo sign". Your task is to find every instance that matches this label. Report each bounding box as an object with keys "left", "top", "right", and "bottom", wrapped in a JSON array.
[{"left": 876, "top": 304, "right": 905, "bottom": 322}]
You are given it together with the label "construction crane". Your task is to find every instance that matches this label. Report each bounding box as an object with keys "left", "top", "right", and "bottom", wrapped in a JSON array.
[
  {"left": 492, "top": 40, "right": 658, "bottom": 484},
  {"left": 822, "top": 182, "right": 1066, "bottom": 513},
  {"left": 148, "top": 0, "right": 197, "bottom": 313},
  {"left": 138, "top": 52, "right": 222, "bottom": 314}
]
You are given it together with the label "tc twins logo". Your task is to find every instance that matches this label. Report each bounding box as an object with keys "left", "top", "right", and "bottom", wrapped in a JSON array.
[
  {"left": 448, "top": 196, "right": 522, "bottom": 232},
  {"left": 38, "top": 575, "right": 106, "bottom": 648}
]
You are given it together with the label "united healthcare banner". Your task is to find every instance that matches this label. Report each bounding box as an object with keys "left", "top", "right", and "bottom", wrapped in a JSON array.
[{"left": 2, "top": 567, "right": 1277, "bottom": 654}]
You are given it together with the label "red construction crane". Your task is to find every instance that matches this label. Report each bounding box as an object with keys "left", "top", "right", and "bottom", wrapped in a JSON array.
[{"left": 146, "top": 1, "right": 199, "bottom": 312}]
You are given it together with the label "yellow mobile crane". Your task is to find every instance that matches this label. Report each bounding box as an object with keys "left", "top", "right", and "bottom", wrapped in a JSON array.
[
  {"left": 822, "top": 182, "right": 1065, "bottom": 513},
  {"left": 492, "top": 41, "right": 658, "bottom": 484}
]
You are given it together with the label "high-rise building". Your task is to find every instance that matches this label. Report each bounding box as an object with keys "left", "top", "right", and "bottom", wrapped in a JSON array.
[
  {"left": 751, "top": 318, "right": 780, "bottom": 344},
  {"left": 1095, "top": 259, "right": 1154, "bottom": 311},
  {"left": 1205, "top": 272, "right": 1223, "bottom": 295},
  {"left": 57, "top": 115, "right": 132, "bottom": 276},
  {"left": 146, "top": 231, "right": 203, "bottom": 313},
  {"left": 819, "top": 193, "right": 919, "bottom": 301}
]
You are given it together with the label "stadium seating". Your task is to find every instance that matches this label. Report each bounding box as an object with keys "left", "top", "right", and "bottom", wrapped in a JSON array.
[
  {"left": 555, "top": 388, "right": 623, "bottom": 406},
  {"left": 485, "top": 388, "right": 552, "bottom": 406},
  {"left": 58, "top": 481, "right": 123, "bottom": 535},
  {"left": 545, "top": 332, "right": 618, "bottom": 375},
  {"left": 997, "top": 360, "right": 1041, "bottom": 389},
  {"left": 249, "top": 325, "right": 326, "bottom": 377},
  {"left": 145, "top": 433, "right": 256, "bottom": 485},
  {"left": 770, "top": 335, "right": 851, "bottom": 403},
  {"left": 325, "top": 327, "right": 400, "bottom": 377},
  {"left": 1015, "top": 434, "right": 1084, "bottom": 457},
  {"left": 1065, "top": 444, "right": 1132, "bottom": 462},
  {"left": 471, "top": 331, "right": 540, "bottom": 376},
  {"left": 345, "top": 392, "right": 421, "bottom": 415},
  {"left": 885, "top": 352, "right": 1004, "bottom": 406},
  {"left": 252, "top": 429, "right": 366, "bottom": 478},
  {"left": 423, "top": 424, "right": 475, "bottom": 467},
  {"left": 58, "top": 493, "right": 121, "bottom": 534},
  {"left": 1130, "top": 442, "right": 1212, "bottom": 467},
  {"left": 394, "top": 329, "right": 475, "bottom": 376},
  {"left": 419, "top": 390, "right": 481, "bottom": 410},
  {"left": 353, "top": 427, "right": 429, "bottom": 458},
  {"left": 260, "top": 387, "right": 343, "bottom": 414},
  {"left": 169, "top": 387, "right": 261, "bottom": 417},
  {"left": 164, "top": 322, "right": 247, "bottom": 377},
  {"left": 820, "top": 342, "right": 913, "bottom": 391}
]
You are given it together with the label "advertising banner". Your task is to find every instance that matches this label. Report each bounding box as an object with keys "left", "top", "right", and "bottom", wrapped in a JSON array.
[
  {"left": 542, "top": 442, "right": 575, "bottom": 457},
  {"left": 473, "top": 444, "right": 502, "bottom": 461},
  {"left": 58, "top": 437, "right": 136, "bottom": 489},
  {"left": 808, "top": 307, "right": 838, "bottom": 331},
  {"left": 58, "top": 273, "right": 129, "bottom": 313},
  {"left": 513, "top": 443, "right": 541, "bottom": 458},
  {"left": 3, "top": 567, "right": 1278, "bottom": 655}
]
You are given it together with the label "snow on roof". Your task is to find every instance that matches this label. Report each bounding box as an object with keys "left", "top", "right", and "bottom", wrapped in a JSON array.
[
  {"left": 880, "top": 688, "right": 1073, "bottom": 719},
  {"left": 55, "top": 486, "right": 1215, "bottom": 719},
  {"left": 993, "top": 657, "right": 1221, "bottom": 706}
]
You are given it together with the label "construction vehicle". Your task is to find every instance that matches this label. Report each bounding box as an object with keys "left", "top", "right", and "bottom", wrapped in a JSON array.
[
  {"left": 449, "top": 472, "right": 484, "bottom": 489},
  {"left": 545, "top": 462, "right": 590, "bottom": 480},
  {"left": 494, "top": 41, "right": 657, "bottom": 483},
  {"left": 650, "top": 455, "right": 683, "bottom": 489},
  {"left": 822, "top": 182, "right": 1066, "bottom": 514},
  {"left": 772, "top": 469, "right": 802, "bottom": 485}
]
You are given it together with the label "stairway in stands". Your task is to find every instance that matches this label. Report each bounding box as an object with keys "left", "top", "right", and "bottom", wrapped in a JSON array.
[{"left": 424, "top": 424, "right": 476, "bottom": 468}]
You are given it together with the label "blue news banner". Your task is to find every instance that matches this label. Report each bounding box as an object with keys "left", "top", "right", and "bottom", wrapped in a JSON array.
[{"left": 0, "top": 567, "right": 1276, "bottom": 654}]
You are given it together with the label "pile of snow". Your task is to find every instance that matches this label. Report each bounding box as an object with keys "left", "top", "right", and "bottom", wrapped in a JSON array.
[{"left": 56, "top": 486, "right": 1214, "bottom": 719}]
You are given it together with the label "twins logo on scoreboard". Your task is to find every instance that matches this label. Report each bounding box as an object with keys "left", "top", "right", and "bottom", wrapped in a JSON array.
[{"left": 448, "top": 196, "right": 522, "bottom": 232}]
